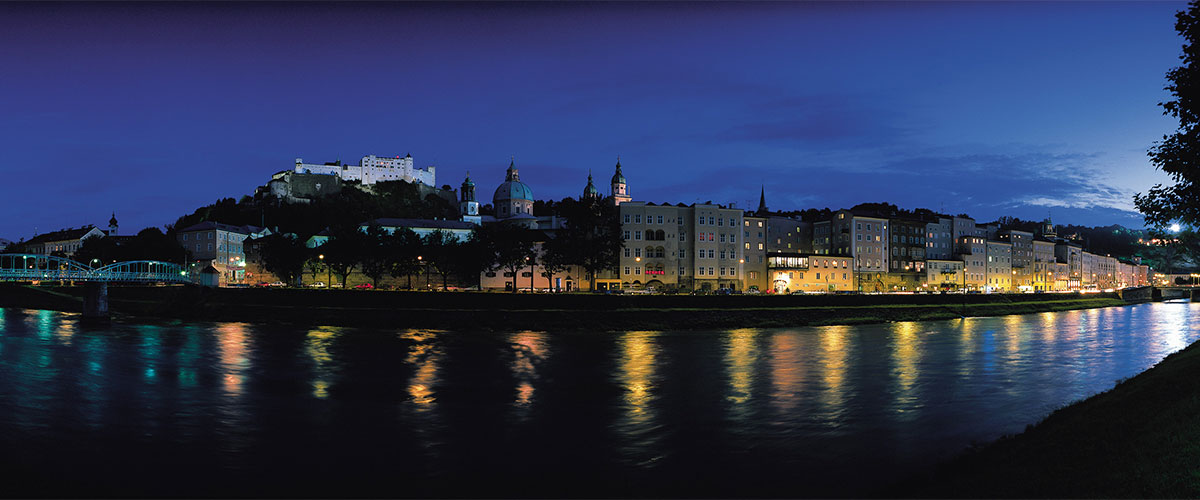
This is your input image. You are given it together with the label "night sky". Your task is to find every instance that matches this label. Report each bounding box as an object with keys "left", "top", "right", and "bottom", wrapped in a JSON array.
[{"left": 0, "top": 1, "right": 1186, "bottom": 241}]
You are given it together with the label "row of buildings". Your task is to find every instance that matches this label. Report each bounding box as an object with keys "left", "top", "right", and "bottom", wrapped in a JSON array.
[{"left": 4, "top": 153, "right": 1155, "bottom": 293}]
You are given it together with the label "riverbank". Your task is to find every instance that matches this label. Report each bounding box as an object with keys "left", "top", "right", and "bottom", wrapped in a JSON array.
[
  {"left": 0, "top": 284, "right": 1128, "bottom": 331},
  {"left": 893, "top": 335, "right": 1200, "bottom": 498}
]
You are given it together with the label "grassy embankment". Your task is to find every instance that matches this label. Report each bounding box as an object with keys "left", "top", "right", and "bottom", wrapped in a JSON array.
[
  {"left": 0, "top": 284, "right": 1128, "bottom": 331},
  {"left": 893, "top": 334, "right": 1200, "bottom": 498}
]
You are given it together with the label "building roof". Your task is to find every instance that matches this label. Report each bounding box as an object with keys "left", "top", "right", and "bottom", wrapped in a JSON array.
[
  {"left": 26, "top": 225, "right": 102, "bottom": 244},
  {"left": 360, "top": 218, "right": 476, "bottom": 230},
  {"left": 178, "top": 221, "right": 265, "bottom": 235},
  {"left": 494, "top": 159, "right": 534, "bottom": 203}
]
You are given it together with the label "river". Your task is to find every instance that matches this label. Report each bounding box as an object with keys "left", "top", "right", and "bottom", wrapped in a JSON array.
[{"left": 0, "top": 303, "right": 1196, "bottom": 497}]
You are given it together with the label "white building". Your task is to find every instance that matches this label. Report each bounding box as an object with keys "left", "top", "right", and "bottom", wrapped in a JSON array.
[{"left": 294, "top": 153, "right": 436, "bottom": 187}]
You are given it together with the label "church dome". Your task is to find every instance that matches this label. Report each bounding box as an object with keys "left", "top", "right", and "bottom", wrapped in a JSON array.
[
  {"left": 583, "top": 172, "right": 600, "bottom": 199},
  {"left": 493, "top": 159, "right": 534, "bottom": 204},
  {"left": 611, "top": 158, "right": 626, "bottom": 184}
]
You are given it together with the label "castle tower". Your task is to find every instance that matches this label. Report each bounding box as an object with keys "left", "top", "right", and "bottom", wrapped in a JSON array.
[
  {"left": 582, "top": 171, "right": 600, "bottom": 201},
  {"left": 1042, "top": 213, "right": 1056, "bottom": 239},
  {"left": 460, "top": 173, "right": 481, "bottom": 224},
  {"left": 108, "top": 212, "right": 118, "bottom": 236},
  {"left": 756, "top": 185, "right": 768, "bottom": 216},
  {"left": 610, "top": 157, "right": 630, "bottom": 205}
]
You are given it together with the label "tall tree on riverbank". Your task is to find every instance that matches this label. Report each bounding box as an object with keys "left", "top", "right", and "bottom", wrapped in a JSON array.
[
  {"left": 1137, "top": 0, "right": 1200, "bottom": 229},
  {"left": 358, "top": 224, "right": 391, "bottom": 288},
  {"left": 322, "top": 223, "right": 366, "bottom": 289},
  {"left": 258, "top": 233, "right": 308, "bottom": 286},
  {"left": 558, "top": 196, "right": 622, "bottom": 291},
  {"left": 385, "top": 227, "right": 422, "bottom": 290},
  {"left": 423, "top": 229, "right": 461, "bottom": 291},
  {"left": 484, "top": 223, "right": 538, "bottom": 293}
]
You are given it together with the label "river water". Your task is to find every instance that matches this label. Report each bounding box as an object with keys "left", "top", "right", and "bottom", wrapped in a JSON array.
[{"left": 0, "top": 303, "right": 1197, "bottom": 497}]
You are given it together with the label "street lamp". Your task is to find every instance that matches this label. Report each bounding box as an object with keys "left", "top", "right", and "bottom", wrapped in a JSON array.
[{"left": 319, "top": 253, "right": 329, "bottom": 288}]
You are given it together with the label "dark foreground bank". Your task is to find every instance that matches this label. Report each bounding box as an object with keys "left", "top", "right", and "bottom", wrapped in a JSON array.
[
  {"left": 893, "top": 334, "right": 1200, "bottom": 498},
  {"left": 0, "top": 284, "right": 1128, "bottom": 330}
]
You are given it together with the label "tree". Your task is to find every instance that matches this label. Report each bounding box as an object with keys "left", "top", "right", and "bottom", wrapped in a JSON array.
[
  {"left": 450, "top": 229, "right": 491, "bottom": 291},
  {"left": 557, "top": 196, "right": 623, "bottom": 291},
  {"left": 423, "top": 229, "right": 462, "bottom": 291},
  {"left": 484, "top": 223, "right": 538, "bottom": 293},
  {"left": 385, "top": 227, "right": 423, "bottom": 290},
  {"left": 258, "top": 233, "right": 308, "bottom": 286},
  {"left": 358, "top": 224, "right": 391, "bottom": 288},
  {"left": 1138, "top": 1, "right": 1200, "bottom": 228},
  {"left": 322, "top": 223, "right": 367, "bottom": 289},
  {"left": 539, "top": 234, "right": 573, "bottom": 292}
]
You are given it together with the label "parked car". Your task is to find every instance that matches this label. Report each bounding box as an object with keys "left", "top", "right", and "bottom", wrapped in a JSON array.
[
  {"left": 269, "top": 281, "right": 286, "bottom": 287},
  {"left": 353, "top": 283, "right": 374, "bottom": 290},
  {"left": 309, "top": 282, "right": 326, "bottom": 288}
]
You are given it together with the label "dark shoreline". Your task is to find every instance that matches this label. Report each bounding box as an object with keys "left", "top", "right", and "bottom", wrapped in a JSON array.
[{"left": 0, "top": 284, "right": 1131, "bottom": 331}]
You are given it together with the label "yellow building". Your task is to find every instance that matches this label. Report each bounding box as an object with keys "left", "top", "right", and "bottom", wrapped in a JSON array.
[{"left": 768, "top": 253, "right": 854, "bottom": 293}]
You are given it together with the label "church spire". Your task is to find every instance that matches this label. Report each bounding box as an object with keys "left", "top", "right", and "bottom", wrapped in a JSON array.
[
  {"left": 507, "top": 156, "right": 519, "bottom": 181},
  {"left": 757, "top": 185, "right": 768, "bottom": 215}
]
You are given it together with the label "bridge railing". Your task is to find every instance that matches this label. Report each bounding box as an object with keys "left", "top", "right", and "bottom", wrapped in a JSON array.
[{"left": 0, "top": 254, "right": 192, "bottom": 284}]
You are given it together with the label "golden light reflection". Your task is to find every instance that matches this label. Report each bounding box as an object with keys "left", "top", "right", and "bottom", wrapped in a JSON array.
[
  {"left": 1160, "top": 307, "right": 1188, "bottom": 353},
  {"left": 891, "top": 322, "right": 920, "bottom": 409},
  {"left": 216, "top": 323, "right": 250, "bottom": 397},
  {"left": 55, "top": 318, "right": 77, "bottom": 346},
  {"left": 1003, "top": 314, "right": 1022, "bottom": 357},
  {"left": 509, "top": 331, "right": 547, "bottom": 408},
  {"left": 305, "top": 328, "right": 342, "bottom": 399},
  {"left": 818, "top": 325, "right": 849, "bottom": 413},
  {"left": 726, "top": 328, "right": 758, "bottom": 406},
  {"left": 402, "top": 329, "right": 441, "bottom": 409},
  {"left": 619, "top": 331, "right": 659, "bottom": 417},
  {"left": 768, "top": 332, "right": 804, "bottom": 415},
  {"left": 1040, "top": 312, "right": 1057, "bottom": 343}
]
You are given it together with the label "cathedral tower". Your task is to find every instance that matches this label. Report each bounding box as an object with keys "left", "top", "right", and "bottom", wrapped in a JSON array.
[
  {"left": 610, "top": 157, "right": 630, "bottom": 205},
  {"left": 460, "top": 173, "right": 481, "bottom": 224}
]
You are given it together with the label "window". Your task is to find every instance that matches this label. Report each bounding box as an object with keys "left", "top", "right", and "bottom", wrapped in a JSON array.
[
  {"left": 708, "top": 249, "right": 715, "bottom": 259},
  {"left": 679, "top": 249, "right": 686, "bottom": 258},
  {"left": 708, "top": 267, "right": 714, "bottom": 275},
  {"left": 856, "top": 223, "right": 862, "bottom": 230},
  {"left": 709, "top": 232, "right": 715, "bottom": 241},
  {"left": 720, "top": 267, "right": 726, "bottom": 276},
  {"left": 699, "top": 217, "right": 705, "bottom": 225},
  {"left": 729, "top": 218, "right": 735, "bottom": 226},
  {"left": 635, "top": 267, "right": 641, "bottom": 275},
  {"left": 709, "top": 216, "right": 715, "bottom": 225},
  {"left": 635, "top": 215, "right": 642, "bottom": 224},
  {"left": 758, "top": 243, "right": 764, "bottom": 250},
  {"left": 657, "top": 215, "right": 664, "bottom": 224},
  {"left": 680, "top": 267, "right": 687, "bottom": 276},
  {"left": 624, "top": 267, "right": 630, "bottom": 275},
  {"left": 624, "top": 214, "right": 630, "bottom": 223},
  {"left": 182, "top": 234, "right": 188, "bottom": 241},
  {"left": 635, "top": 232, "right": 642, "bottom": 241},
  {"left": 745, "top": 243, "right": 750, "bottom": 250},
  {"left": 720, "top": 250, "right": 726, "bottom": 259},
  {"left": 624, "top": 248, "right": 631, "bottom": 258},
  {"left": 720, "top": 234, "right": 726, "bottom": 243},
  {"left": 635, "top": 248, "right": 642, "bottom": 257},
  {"left": 857, "top": 234, "right": 862, "bottom": 241},
  {"left": 758, "top": 221, "right": 763, "bottom": 227},
  {"left": 680, "top": 234, "right": 686, "bottom": 242},
  {"left": 718, "top": 218, "right": 723, "bottom": 226},
  {"left": 843, "top": 273, "right": 848, "bottom": 280},
  {"left": 623, "top": 230, "right": 630, "bottom": 240},
  {"left": 816, "top": 272, "right": 821, "bottom": 280},
  {"left": 744, "top": 220, "right": 750, "bottom": 227}
]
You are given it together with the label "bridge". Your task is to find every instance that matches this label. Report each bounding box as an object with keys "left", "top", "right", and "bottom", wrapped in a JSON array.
[
  {"left": 0, "top": 254, "right": 194, "bottom": 323},
  {"left": 0, "top": 254, "right": 192, "bottom": 284}
]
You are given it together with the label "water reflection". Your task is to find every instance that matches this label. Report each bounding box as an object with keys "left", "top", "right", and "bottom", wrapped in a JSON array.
[
  {"left": 2, "top": 304, "right": 1200, "bottom": 498},
  {"left": 891, "top": 322, "right": 920, "bottom": 414},
  {"left": 509, "top": 331, "right": 547, "bottom": 410},
  {"left": 768, "top": 331, "right": 805, "bottom": 417},
  {"left": 401, "top": 329, "right": 440, "bottom": 410},
  {"left": 725, "top": 329, "right": 758, "bottom": 406},
  {"left": 616, "top": 331, "right": 661, "bottom": 466},
  {"left": 816, "top": 325, "right": 850, "bottom": 427}
]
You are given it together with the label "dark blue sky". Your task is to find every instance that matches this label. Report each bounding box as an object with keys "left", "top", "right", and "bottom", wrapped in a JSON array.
[{"left": 0, "top": 1, "right": 1186, "bottom": 240}]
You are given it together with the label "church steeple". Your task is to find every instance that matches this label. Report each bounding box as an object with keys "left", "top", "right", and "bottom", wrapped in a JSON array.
[
  {"left": 459, "top": 172, "right": 480, "bottom": 224},
  {"left": 610, "top": 156, "right": 630, "bottom": 206},
  {"left": 756, "top": 186, "right": 768, "bottom": 216},
  {"left": 583, "top": 170, "right": 600, "bottom": 200},
  {"left": 507, "top": 156, "right": 519, "bottom": 181},
  {"left": 107, "top": 212, "right": 118, "bottom": 236}
]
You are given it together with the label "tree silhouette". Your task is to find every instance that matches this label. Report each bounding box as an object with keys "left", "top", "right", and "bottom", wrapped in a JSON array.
[{"left": 1138, "top": 1, "right": 1200, "bottom": 228}]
